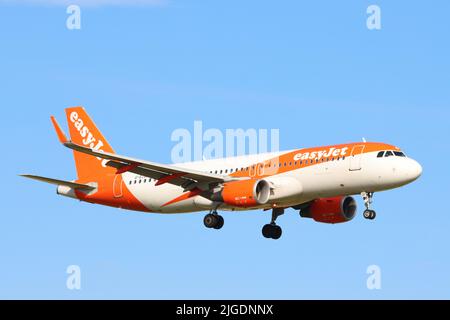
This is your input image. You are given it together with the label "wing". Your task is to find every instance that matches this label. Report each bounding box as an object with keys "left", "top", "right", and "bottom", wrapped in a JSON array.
[
  {"left": 50, "top": 116, "right": 240, "bottom": 190},
  {"left": 65, "top": 141, "right": 236, "bottom": 189}
]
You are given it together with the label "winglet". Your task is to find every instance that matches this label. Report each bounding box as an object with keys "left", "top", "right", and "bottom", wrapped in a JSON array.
[{"left": 50, "top": 116, "right": 69, "bottom": 143}]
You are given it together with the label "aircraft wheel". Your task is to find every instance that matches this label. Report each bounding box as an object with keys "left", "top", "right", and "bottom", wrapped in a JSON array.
[
  {"left": 262, "top": 224, "right": 272, "bottom": 238},
  {"left": 272, "top": 225, "right": 282, "bottom": 240},
  {"left": 204, "top": 214, "right": 218, "bottom": 228},
  {"left": 214, "top": 215, "right": 224, "bottom": 230},
  {"left": 262, "top": 224, "right": 283, "bottom": 240},
  {"left": 363, "top": 209, "right": 376, "bottom": 220}
]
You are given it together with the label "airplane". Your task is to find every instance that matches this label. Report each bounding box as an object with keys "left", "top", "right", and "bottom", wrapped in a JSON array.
[{"left": 21, "top": 107, "right": 423, "bottom": 240}]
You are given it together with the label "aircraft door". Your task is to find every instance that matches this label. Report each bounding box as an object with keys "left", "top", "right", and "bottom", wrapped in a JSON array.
[
  {"left": 349, "top": 145, "right": 365, "bottom": 171},
  {"left": 113, "top": 174, "right": 124, "bottom": 198}
]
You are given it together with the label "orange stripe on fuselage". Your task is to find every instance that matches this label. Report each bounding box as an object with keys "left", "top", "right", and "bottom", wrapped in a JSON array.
[
  {"left": 161, "top": 188, "right": 202, "bottom": 207},
  {"left": 74, "top": 174, "right": 150, "bottom": 213},
  {"left": 229, "top": 142, "right": 398, "bottom": 179}
]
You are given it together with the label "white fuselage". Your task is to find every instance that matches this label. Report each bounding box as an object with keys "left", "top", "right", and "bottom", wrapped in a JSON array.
[{"left": 122, "top": 148, "right": 422, "bottom": 214}]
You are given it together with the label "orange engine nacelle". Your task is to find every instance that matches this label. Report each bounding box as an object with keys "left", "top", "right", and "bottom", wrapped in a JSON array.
[
  {"left": 300, "top": 196, "right": 357, "bottom": 224},
  {"left": 213, "top": 179, "right": 271, "bottom": 208}
]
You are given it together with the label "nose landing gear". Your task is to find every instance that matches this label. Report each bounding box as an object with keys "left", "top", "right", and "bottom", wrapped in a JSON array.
[
  {"left": 363, "top": 209, "right": 376, "bottom": 220},
  {"left": 361, "top": 192, "right": 376, "bottom": 220},
  {"left": 262, "top": 208, "right": 284, "bottom": 240}
]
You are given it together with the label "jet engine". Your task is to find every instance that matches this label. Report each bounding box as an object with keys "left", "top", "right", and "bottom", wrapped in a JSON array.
[
  {"left": 299, "top": 196, "right": 357, "bottom": 224},
  {"left": 212, "top": 179, "right": 271, "bottom": 208}
]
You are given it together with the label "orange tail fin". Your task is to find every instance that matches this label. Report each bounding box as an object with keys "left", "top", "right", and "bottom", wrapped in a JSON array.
[{"left": 65, "top": 107, "right": 116, "bottom": 181}]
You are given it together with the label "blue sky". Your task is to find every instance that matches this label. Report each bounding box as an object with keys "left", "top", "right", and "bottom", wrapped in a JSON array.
[{"left": 1, "top": 0, "right": 449, "bottom": 299}]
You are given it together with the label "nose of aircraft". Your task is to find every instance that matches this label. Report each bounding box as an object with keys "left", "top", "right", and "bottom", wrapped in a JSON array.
[
  {"left": 413, "top": 159, "right": 423, "bottom": 178},
  {"left": 405, "top": 158, "right": 423, "bottom": 182},
  {"left": 379, "top": 156, "right": 422, "bottom": 188}
]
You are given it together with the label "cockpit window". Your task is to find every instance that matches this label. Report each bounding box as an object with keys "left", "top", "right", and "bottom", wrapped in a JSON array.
[{"left": 378, "top": 150, "right": 407, "bottom": 158}]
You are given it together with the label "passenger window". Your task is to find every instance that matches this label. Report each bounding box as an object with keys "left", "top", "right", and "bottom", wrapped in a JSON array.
[
  {"left": 377, "top": 151, "right": 384, "bottom": 158},
  {"left": 385, "top": 151, "right": 394, "bottom": 157}
]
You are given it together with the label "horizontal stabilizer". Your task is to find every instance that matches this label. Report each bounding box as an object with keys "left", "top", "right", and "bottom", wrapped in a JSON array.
[{"left": 20, "top": 174, "right": 95, "bottom": 191}]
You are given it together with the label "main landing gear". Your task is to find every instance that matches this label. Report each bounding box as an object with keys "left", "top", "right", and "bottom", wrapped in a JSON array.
[
  {"left": 204, "top": 210, "right": 224, "bottom": 230},
  {"left": 262, "top": 208, "right": 284, "bottom": 240},
  {"left": 362, "top": 192, "right": 376, "bottom": 220}
]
